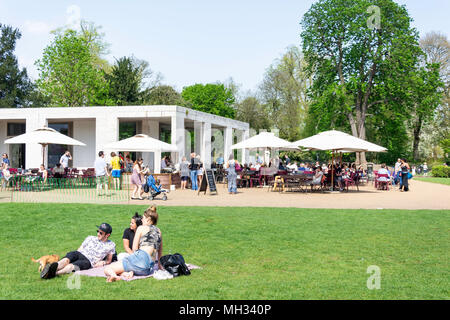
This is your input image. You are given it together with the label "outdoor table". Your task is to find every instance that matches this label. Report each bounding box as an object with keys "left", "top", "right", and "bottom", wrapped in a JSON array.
[{"left": 287, "top": 173, "right": 314, "bottom": 192}]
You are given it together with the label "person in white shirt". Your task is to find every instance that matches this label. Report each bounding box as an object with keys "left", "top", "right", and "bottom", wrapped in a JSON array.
[
  {"left": 40, "top": 223, "right": 116, "bottom": 279},
  {"left": 59, "top": 150, "right": 72, "bottom": 169},
  {"left": 377, "top": 164, "right": 390, "bottom": 182},
  {"left": 287, "top": 162, "right": 298, "bottom": 172},
  {"left": 94, "top": 151, "right": 110, "bottom": 196},
  {"left": 423, "top": 162, "right": 428, "bottom": 176}
]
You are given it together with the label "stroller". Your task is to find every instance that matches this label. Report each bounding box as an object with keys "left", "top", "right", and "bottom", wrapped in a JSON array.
[{"left": 144, "top": 174, "right": 168, "bottom": 201}]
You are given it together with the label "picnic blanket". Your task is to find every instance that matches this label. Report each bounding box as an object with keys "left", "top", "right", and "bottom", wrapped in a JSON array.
[{"left": 74, "top": 263, "right": 201, "bottom": 281}]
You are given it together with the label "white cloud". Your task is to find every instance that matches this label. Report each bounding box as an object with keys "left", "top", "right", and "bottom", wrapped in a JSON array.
[
  {"left": 66, "top": 5, "right": 81, "bottom": 30},
  {"left": 23, "top": 20, "right": 53, "bottom": 35}
]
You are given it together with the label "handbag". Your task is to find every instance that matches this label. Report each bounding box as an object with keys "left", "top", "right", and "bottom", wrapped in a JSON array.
[{"left": 159, "top": 253, "right": 191, "bottom": 277}]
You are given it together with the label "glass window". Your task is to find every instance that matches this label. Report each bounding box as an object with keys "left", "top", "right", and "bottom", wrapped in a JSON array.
[{"left": 7, "top": 123, "right": 25, "bottom": 136}]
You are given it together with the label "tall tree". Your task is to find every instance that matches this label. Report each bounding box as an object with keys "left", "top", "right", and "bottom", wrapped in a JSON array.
[
  {"left": 181, "top": 83, "right": 236, "bottom": 118},
  {"left": 78, "top": 20, "right": 111, "bottom": 73},
  {"left": 259, "top": 46, "right": 310, "bottom": 141},
  {"left": 105, "top": 56, "right": 144, "bottom": 105},
  {"left": 0, "top": 23, "right": 33, "bottom": 108},
  {"left": 419, "top": 32, "right": 450, "bottom": 158},
  {"left": 301, "top": 0, "right": 423, "bottom": 164},
  {"left": 235, "top": 95, "right": 272, "bottom": 132},
  {"left": 409, "top": 63, "right": 443, "bottom": 161},
  {"left": 145, "top": 85, "right": 184, "bottom": 105},
  {"left": 35, "top": 30, "right": 111, "bottom": 107},
  {"left": 105, "top": 56, "right": 162, "bottom": 105}
]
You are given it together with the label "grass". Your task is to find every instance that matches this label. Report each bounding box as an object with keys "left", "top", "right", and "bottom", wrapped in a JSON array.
[
  {"left": 415, "top": 177, "right": 450, "bottom": 186},
  {"left": 0, "top": 203, "right": 448, "bottom": 300}
]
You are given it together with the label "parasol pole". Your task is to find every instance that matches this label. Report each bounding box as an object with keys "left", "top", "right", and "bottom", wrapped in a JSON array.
[
  {"left": 41, "top": 143, "right": 48, "bottom": 167},
  {"left": 331, "top": 150, "right": 334, "bottom": 190}
]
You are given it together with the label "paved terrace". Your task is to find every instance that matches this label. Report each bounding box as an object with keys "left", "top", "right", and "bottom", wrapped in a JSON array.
[{"left": 1, "top": 179, "right": 449, "bottom": 210}]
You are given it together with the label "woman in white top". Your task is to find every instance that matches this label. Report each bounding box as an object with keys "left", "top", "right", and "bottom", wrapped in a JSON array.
[
  {"left": 196, "top": 155, "right": 203, "bottom": 186},
  {"left": 38, "top": 164, "right": 48, "bottom": 184},
  {"left": 377, "top": 164, "right": 390, "bottom": 182}
]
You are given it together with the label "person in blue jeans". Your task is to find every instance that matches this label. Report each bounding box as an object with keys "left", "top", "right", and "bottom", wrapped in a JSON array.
[
  {"left": 189, "top": 152, "right": 200, "bottom": 190},
  {"left": 225, "top": 154, "right": 238, "bottom": 194}
]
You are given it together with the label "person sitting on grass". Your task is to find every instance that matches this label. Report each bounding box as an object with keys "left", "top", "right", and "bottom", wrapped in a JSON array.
[
  {"left": 40, "top": 223, "right": 116, "bottom": 279},
  {"left": 117, "top": 213, "right": 143, "bottom": 261},
  {"left": 104, "top": 206, "right": 163, "bottom": 282}
]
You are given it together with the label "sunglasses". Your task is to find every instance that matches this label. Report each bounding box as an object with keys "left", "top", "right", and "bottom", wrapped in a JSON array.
[{"left": 97, "top": 230, "right": 105, "bottom": 236}]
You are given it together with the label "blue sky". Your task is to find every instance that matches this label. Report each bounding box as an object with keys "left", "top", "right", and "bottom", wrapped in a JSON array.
[{"left": 1, "top": 0, "right": 449, "bottom": 93}]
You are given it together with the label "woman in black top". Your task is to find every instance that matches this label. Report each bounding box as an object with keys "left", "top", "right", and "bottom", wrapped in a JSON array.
[
  {"left": 117, "top": 213, "right": 142, "bottom": 261},
  {"left": 400, "top": 159, "right": 410, "bottom": 192}
]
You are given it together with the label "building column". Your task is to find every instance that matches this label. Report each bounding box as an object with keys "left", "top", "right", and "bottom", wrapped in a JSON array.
[
  {"left": 142, "top": 119, "right": 160, "bottom": 173},
  {"left": 193, "top": 120, "right": 202, "bottom": 156},
  {"left": 25, "top": 114, "right": 48, "bottom": 169},
  {"left": 241, "top": 129, "right": 249, "bottom": 165},
  {"left": 171, "top": 113, "right": 185, "bottom": 165},
  {"left": 202, "top": 122, "right": 212, "bottom": 169},
  {"left": 96, "top": 114, "right": 119, "bottom": 164},
  {"left": 223, "top": 126, "right": 233, "bottom": 162}
]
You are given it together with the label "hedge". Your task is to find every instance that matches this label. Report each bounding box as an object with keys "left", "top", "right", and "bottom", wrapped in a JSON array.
[{"left": 431, "top": 165, "right": 450, "bottom": 178}]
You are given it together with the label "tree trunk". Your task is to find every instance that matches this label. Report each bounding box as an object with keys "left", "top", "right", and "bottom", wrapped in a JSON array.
[
  {"left": 413, "top": 117, "right": 423, "bottom": 162},
  {"left": 348, "top": 111, "right": 368, "bottom": 167}
]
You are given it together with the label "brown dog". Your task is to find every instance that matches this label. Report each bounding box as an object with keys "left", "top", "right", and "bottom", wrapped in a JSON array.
[{"left": 31, "top": 255, "right": 60, "bottom": 272}]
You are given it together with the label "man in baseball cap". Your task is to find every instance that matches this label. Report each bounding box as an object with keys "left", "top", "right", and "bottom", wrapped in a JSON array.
[
  {"left": 41, "top": 222, "right": 116, "bottom": 280},
  {"left": 97, "top": 222, "right": 112, "bottom": 235}
]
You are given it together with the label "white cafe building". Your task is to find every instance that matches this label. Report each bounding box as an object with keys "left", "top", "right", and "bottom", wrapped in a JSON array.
[{"left": 0, "top": 105, "right": 250, "bottom": 173}]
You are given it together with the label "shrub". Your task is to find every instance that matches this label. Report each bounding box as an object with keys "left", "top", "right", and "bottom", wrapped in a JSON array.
[{"left": 431, "top": 165, "right": 450, "bottom": 178}]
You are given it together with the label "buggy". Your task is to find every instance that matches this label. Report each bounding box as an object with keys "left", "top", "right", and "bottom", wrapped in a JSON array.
[{"left": 144, "top": 174, "right": 168, "bottom": 201}]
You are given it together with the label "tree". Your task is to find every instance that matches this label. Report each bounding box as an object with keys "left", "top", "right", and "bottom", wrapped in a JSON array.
[
  {"left": 78, "top": 20, "right": 111, "bottom": 73},
  {"left": 301, "top": 0, "right": 423, "bottom": 164},
  {"left": 409, "top": 63, "right": 443, "bottom": 161},
  {"left": 35, "top": 29, "right": 111, "bottom": 107},
  {"left": 181, "top": 83, "right": 236, "bottom": 118},
  {"left": 235, "top": 96, "right": 271, "bottom": 131},
  {"left": 0, "top": 23, "right": 33, "bottom": 108},
  {"left": 145, "top": 85, "right": 184, "bottom": 105},
  {"left": 259, "top": 46, "right": 310, "bottom": 141},
  {"left": 51, "top": 20, "right": 111, "bottom": 73},
  {"left": 105, "top": 56, "right": 162, "bottom": 106},
  {"left": 419, "top": 32, "right": 450, "bottom": 159},
  {"left": 105, "top": 56, "right": 145, "bottom": 105}
]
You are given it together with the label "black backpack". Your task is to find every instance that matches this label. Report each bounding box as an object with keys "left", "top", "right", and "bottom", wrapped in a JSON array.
[{"left": 159, "top": 253, "right": 191, "bottom": 277}]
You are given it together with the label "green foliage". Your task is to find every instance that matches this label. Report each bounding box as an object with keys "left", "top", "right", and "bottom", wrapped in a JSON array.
[
  {"left": 410, "top": 63, "right": 445, "bottom": 160},
  {"left": 145, "top": 85, "right": 184, "bottom": 105},
  {"left": 0, "top": 23, "right": 33, "bottom": 108},
  {"left": 440, "top": 138, "right": 450, "bottom": 164},
  {"left": 259, "top": 46, "right": 310, "bottom": 141},
  {"left": 104, "top": 56, "right": 145, "bottom": 105},
  {"left": 35, "top": 30, "right": 112, "bottom": 107},
  {"left": 181, "top": 83, "right": 236, "bottom": 118},
  {"left": 431, "top": 165, "right": 450, "bottom": 178},
  {"left": 301, "top": 0, "right": 425, "bottom": 162},
  {"left": 235, "top": 96, "right": 271, "bottom": 131}
]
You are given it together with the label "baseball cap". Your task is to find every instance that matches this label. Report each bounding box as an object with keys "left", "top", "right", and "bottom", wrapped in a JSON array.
[{"left": 97, "top": 222, "right": 112, "bottom": 234}]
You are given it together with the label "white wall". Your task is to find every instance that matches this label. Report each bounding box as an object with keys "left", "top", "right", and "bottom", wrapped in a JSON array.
[
  {"left": 73, "top": 119, "right": 96, "bottom": 168},
  {"left": 0, "top": 121, "right": 7, "bottom": 156}
]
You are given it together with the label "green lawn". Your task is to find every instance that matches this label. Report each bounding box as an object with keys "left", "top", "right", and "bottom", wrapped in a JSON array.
[
  {"left": 0, "top": 203, "right": 448, "bottom": 300},
  {"left": 415, "top": 177, "right": 450, "bottom": 186}
]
